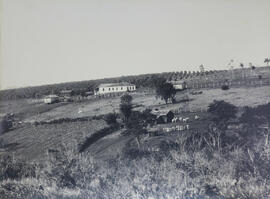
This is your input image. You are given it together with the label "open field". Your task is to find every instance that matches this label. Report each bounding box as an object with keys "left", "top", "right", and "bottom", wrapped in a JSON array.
[
  {"left": 183, "top": 85, "right": 270, "bottom": 110},
  {"left": 1, "top": 85, "right": 269, "bottom": 124}
]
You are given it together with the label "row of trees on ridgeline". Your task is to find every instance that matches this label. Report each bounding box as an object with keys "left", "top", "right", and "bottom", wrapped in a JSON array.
[{"left": 0, "top": 70, "right": 218, "bottom": 100}]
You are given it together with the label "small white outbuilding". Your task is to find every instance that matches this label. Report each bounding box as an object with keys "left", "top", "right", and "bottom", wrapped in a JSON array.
[{"left": 43, "top": 95, "right": 59, "bottom": 104}]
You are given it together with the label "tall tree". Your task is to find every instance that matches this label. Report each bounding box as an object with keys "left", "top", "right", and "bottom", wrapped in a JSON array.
[
  {"left": 155, "top": 82, "right": 177, "bottom": 104},
  {"left": 120, "top": 94, "right": 133, "bottom": 122},
  {"left": 125, "top": 111, "right": 148, "bottom": 149}
]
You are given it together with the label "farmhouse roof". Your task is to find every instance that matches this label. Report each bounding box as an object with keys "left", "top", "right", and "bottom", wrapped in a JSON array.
[
  {"left": 168, "top": 80, "right": 186, "bottom": 85},
  {"left": 98, "top": 82, "right": 135, "bottom": 88}
]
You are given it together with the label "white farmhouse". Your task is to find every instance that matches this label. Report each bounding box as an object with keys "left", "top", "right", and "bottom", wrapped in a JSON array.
[
  {"left": 94, "top": 82, "right": 136, "bottom": 96},
  {"left": 43, "top": 95, "right": 59, "bottom": 104}
]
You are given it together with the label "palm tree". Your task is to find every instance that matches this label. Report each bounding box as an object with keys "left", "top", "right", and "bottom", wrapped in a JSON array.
[
  {"left": 240, "top": 63, "right": 244, "bottom": 68},
  {"left": 228, "top": 59, "right": 234, "bottom": 80},
  {"left": 199, "top": 64, "right": 206, "bottom": 80},
  {"left": 240, "top": 63, "right": 244, "bottom": 78},
  {"left": 249, "top": 62, "right": 256, "bottom": 76},
  {"left": 264, "top": 58, "right": 270, "bottom": 66}
]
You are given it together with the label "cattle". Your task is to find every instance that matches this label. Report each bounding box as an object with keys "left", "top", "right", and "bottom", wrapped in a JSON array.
[{"left": 183, "top": 117, "right": 189, "bottom": 122}]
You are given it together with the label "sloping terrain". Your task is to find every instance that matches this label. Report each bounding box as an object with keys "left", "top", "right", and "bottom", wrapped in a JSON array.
[{"left": 0, "top": 119, "right": 107, "bottom": 161}]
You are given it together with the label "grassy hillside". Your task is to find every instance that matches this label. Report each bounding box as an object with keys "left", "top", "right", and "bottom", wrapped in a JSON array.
[
  {"left": 1, "top": 85, "right": 270, "bottom": 124},
  {"left": 0, "top": 101, "right": 270, "bottom": 198},
  {"left": 0, "top": 119, "right": 107, "bottom": 161}
]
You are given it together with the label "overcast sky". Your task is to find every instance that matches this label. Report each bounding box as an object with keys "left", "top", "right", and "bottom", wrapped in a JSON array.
[{"left": 1, "top": 0, "right": 270, "bottom": 89}]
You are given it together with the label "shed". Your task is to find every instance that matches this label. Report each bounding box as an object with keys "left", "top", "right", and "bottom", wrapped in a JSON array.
[
  {"left": 168, "top": 80, "right": 187, "bottom": 90},
  {"left": 152, "top": 110, "right": 175, "bottom": 124},
  {"left": 44, "top": 95, "right": 59, "bottom": 104},
  {"left": 59, "top": 90, "right": 73, "bottom": 97}
]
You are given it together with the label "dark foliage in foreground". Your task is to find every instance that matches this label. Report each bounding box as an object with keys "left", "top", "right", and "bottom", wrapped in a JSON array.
[
  {"left": 208, "top": 100, "right": 237, "bottom": 128},
  {"left": 1, "top": 102, "right": 270, "bottom": 198},
  {"left": 0, "top": 119, "right": 12, "bottom": 134},
  {"left": 0, "top": 156, "right": 36, "bottom": 181}
]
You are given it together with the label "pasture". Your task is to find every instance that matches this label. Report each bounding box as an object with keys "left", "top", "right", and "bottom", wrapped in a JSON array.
[
  {"left": 0, "top": 85, "right": 269, "bottom": 162},
  {"left": 1, "top": 85, "right": 269, "bottom": 124}
]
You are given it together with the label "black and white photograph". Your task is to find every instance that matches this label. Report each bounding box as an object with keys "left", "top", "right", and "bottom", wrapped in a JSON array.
[{"left": 0, "top": 0, "right": 270, "bottom": 198}]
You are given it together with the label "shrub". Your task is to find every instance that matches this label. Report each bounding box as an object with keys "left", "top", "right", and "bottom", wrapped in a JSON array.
[
  {"left": 208, "top": 100, "right": 237, "bottom": 129},
  {"left": 0, "top": 155, "right": 36, "bottom": 181},
  {"left": 221, "top": 85, "right": 229, "bottom": 90},
  {"left": 104, "top": 113, "right": 118, "bottom": 125},
  {"left": 0, "top": 119, "right": 12, "bottom": 134}
]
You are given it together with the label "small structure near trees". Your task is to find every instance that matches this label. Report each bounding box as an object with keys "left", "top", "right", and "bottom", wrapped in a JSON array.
[
  {"left": 43, "top": 95, "right": 59, "bottom": 104},
  {"left": 59, "top": 90, "right": 73, "bottom": 97},
  {"left": 168, "top": 80, "right": 187, "bottom": 90},
  {"left": 152, "top": 110, "right": 175, "bottom": 124}
]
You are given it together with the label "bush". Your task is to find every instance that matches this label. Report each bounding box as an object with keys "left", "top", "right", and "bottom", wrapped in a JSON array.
[
  {"left": 208, "top": 100, "right": 237, "bottom": 129},
  {"left": 221, "top": 85, "right": 229, "bottom": 90},
  {"left": 0, "top": 155, "right": 36, "bottom": 181},
  {"left": 104, "top": 113, "right": 118, "bottom": 125},
  {"left": 0, "top": 119, "right": 12, "bottom": 134}
]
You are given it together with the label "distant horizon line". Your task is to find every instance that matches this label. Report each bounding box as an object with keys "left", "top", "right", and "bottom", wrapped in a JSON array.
[{"left": 1, "top": 65, "right": 268, "bottom": 91}]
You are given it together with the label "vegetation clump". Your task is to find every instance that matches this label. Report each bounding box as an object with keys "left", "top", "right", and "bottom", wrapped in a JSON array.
[
  {"left": 221, "top": 85, "right": 230, "bottom": 90},
  {"left": 154, "top": 77, "right": 177, "bottom": 104}
]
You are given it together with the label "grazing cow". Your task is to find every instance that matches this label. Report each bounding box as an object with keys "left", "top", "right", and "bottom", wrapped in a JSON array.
[{"left": 183, "top": 117, "right": 189, "bottom": 122}]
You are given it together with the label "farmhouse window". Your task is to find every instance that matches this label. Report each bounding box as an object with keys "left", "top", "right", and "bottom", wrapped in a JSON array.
[
  {"left": 121, "top": 87, "right": 123, "bottom": 90},
  {"left": 109, "top": 88, "right": 111, "bottom": 91}
]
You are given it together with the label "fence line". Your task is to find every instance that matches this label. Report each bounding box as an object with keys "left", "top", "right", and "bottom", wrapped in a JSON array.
[
  {"left": 172, "top": 107, "right": 207, "bottom": 114},
  {"left": 188, "top": 78, "right": 270, "bottom": 89}
]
